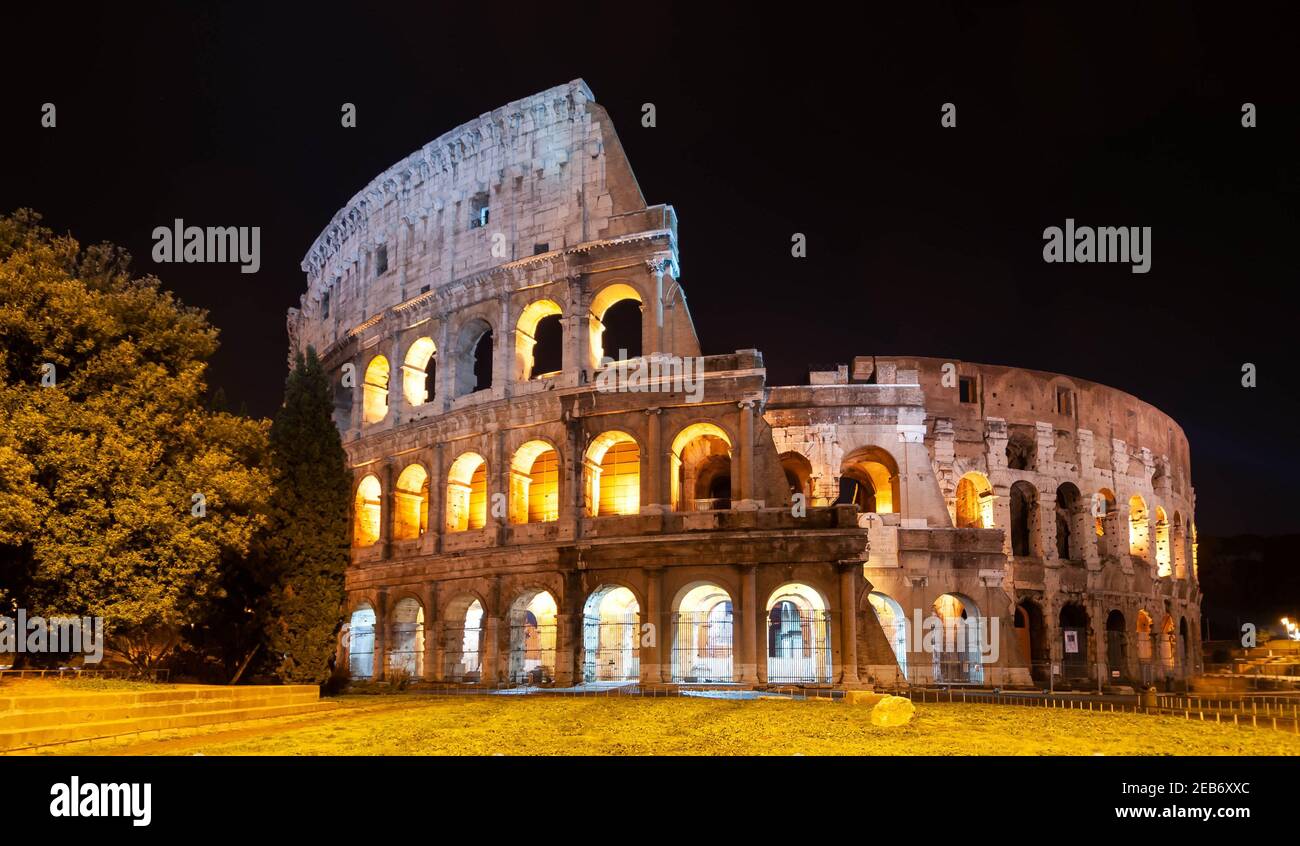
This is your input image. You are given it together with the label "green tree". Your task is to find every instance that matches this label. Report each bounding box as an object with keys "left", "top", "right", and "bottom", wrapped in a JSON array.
[
  {"left": 261, "top": 348, "right": 350, "bottom": 683},
  {"left": 0, "top": 210, "right": 271, "bottom": 668}
]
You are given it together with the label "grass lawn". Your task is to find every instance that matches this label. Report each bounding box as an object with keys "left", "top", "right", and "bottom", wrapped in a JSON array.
[{"left": 119, "top": 694, "right": 1300, "bottom": 756}]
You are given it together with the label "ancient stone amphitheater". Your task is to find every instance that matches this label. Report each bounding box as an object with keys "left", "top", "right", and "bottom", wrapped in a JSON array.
[{"left": 288, "top": 80, "right": 1201, "bottom": 692}]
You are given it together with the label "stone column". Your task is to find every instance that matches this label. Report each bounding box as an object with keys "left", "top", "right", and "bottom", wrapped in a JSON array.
[
  {"left": 388, "top": 332, "right": 405, "bottom": 425},
  {"left": 422, "top": 582, "right": 438, "bottom": 682},
  {"left": 481, "top": 578, "right": 502, "bottom": 685},
  {"left": 491, "top": 429, "right": 506, "bottom": 543},
  {"left": 645, "top": 258, "right": 666, "bottom": 354},
  {"left": 426, "top": 443, "right": 445, "bottom": 554},
  {"left": 373, "top": 589, "right": 389, "bottom": 681},
  {"left": 734, "top": 400, "right": 758, "bottom": 509},
  {"left": 737, "top": 565, "right": 758, "bottom": 684},
  {"left": 436, "top": 316, "right": 452, "bottom": 413},
  {"left": 554, "top": 570, "right": 583, "bottom": 686},
  {"left": 642, "top": 407, "right": 666, "bottom": 514},
  {"left": 838, "top": 562, "right": 861, "bottom": 686},
  {"left": 643, "top": 567, "right": 665, "bottom": 684},
  {"left": 379, "top": 459, "right": 395, "bottom": 560}
]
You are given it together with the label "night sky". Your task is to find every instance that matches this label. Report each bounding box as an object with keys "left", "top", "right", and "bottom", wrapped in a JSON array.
[{"left": 3, "top": 2, "right": 1297, "bottom": 536}]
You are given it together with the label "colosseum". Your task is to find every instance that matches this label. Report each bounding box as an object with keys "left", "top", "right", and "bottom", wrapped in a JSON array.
[{"left": 288, "top": 79, "right": 1202, "bottom": 693}]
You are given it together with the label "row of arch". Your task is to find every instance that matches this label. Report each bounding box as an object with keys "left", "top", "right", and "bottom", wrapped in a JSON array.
[
  {"left": 344, "top": 580, "right": 836, "bottom": 684},
  {"left": 1013, "top": 600, "right": 1194, "bottom": 686},
  {"left": 360, "top": 285, "right": 645, "bottom": 424},
  {"left": 951, "top": 472, "right": 1192, "bottom": 577},
  {"left": 353, "top": 423, "right": 740, "bottom": 545}
]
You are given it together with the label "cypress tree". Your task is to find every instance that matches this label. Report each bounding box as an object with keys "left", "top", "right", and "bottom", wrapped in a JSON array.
[{"left": 264, "top": 347, "right": 351, "bottom": 683}]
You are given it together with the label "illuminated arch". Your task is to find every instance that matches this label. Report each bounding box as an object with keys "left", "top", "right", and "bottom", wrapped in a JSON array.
[
  {"left": 509, "top": 440, "right": 559, "bottom": 524},
  {"left": 840, "top": 446, "right": 899, "bottom": 514},
  {"left": 584, "top": 430, "right": 640, "bottom": 516},
  {"left": 392, "top": 464, "right": 429, "bottom": 540},
  {"left": 362, "top": 355, "right": 390, "bottom": 424},
  {"left": 931, "top": 593, "right": 984, "bottom": 684},
  {"left": 582, "top": 585, "right": 641, "bottom": 682},
  {"left": 589, "top": 282, "right": 643, "bottom": 367},
  {"left": 868, "top": 592, "right": 908, "bottom": 679},
  {"left": 387, "top": 596, "right": 425, "bottom": 677},
  {"left": 1153, "top": 506, "right": 1171, "bottom": 577},
  {"left": 765, "top": 583, "right": 831, "bottom": 683},
  {"left": 515, "top": 298, "right": 564, "bottom": 381},
  {"left": 1094, "top": 488, "right": 1117, "bottom": 537},
  {"left": 1128, "top": 494, "right": 1149, "bottom": 558},
  {"left": 443, "top": 594, "right": 484, "bottom": 682},
  {"left": 954, "top": 471, "right": 994, "bottom": 528},
  {"left": 347, "top": 603, "right": 376, "bottom": 679},
  {"left": 353, "top": 474, "right": 382, "bottom": 547},
  {"left": 671, "top": 582, "right": 734, "bottom": 682},
  {"left": 446, "top": 452, "right": 488, "bottom": 532},
  {"left": 402, "top": 337, "right": 436, "bottom": 406},
  {"left": 508, "top": 589, "right": 558, "bottom": 685},
  {"left": 670, "top": 422, "right": 732, "bottom": 511}
]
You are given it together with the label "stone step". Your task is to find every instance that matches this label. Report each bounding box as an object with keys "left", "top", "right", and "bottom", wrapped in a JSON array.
[
  {"left": 0, "top": 690, "right": 322, "bottom": 731},
  {"left": 0, "top": 684, "right": 321, "bottom": 714},
  {"left": 0, "top": 699, "right": 337, "bottom": 751}
]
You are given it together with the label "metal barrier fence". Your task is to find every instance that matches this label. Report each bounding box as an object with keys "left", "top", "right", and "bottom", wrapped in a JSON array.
[
  {"left": 671, "top": 614, "right": 733, "bottom": 682},
  {"left": 766, "top": 610, "right": 832, "bottom": 683},
  {"left": 508, "top": 622, "right": 556, "bottom": 685},
  {"left": 583, "top": 620, "right": 640, "bottom": 682}
]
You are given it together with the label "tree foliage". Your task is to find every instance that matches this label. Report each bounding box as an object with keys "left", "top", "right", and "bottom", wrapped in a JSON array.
[
  {"left": 261, "top": 348, "right": 351, "bottom": 683},
  {"left": 0, "top": 211, "right": 270, "bottom": 667}
]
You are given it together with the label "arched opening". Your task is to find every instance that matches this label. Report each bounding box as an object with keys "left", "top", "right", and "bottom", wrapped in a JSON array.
[
  {"left": 446, "top": 452, "right": 488, "bottom": 532},
  {"left": 455, "top": 318, "right": 494, "bottom": 397},
  {"left": 955, "top": 472, "right": 994, "bottom": 528},
  {"left": 839, "top": 446, "right": 899, "bottom": 513},
  {"left": 672, "top": 583, "right": 734, "bottom": 682},
  {"left": 931, "top": 594, "right": 984, "bottom": 684},
  {"left": 508, "top": 590, "right": 558, "bottom": 685},
  {"left": 347, "top": 603, "right": 376, "bottom": 680},
  {"left": 392, "top": 464, "right": 429, "bottom": 540},
  {"left": 516, "top": 299, "right": 564, "bottom": 381},
  {"left": 582, "top": 585, "right": 640, "bottom": 683},
  {"left": 670, "top": 423, "right": 732, "bottom": 511},
  {"left": 1009, "top": 480, "right": 1038, "bottom": 557},
  {"left": 509, "top": 440, "right": 559, "bottom": 524},
  {"left": 402, "top": 337, "right": 437, "bottom": 407},
  {"left": 1128, "top": 494, "right": 1149, "bottom": 558},
  {"left": 1172, "top": 512, "right": 1187, "bottom": 579},
  {"left": 589, "top": 283, "right": 643, "bottom": 367},
  {"left": 868, "top": 592, "right": 908, "bottom": 680},
  {"left": 387, "top": 597, "right": 425, "bottom": 678},
  {"left": 1016, "top": 599, "right": 1048, "bottom": 684},
  {"left": 1094, "top": 488, "right": 1117, "bottom": 539},
  {"left": 1059, "top": 603, "right": 1090, "bottom": 683},
  {"left": 353, "top": 475, "right": 382, "bottom": 547},
  {"left": 780, "top": 451, "right": 813, "bottom": 503},
  {"left": 362, "top": 355, "right": 390, "bottom": 424},
  {"left": 1159, "top": 613, "right": 1176, "bottom": 671},
  {"left": 1055, "top": 482, "right": 1083, "bottom": 560},
  {"left": 1136, "top": 609, "right": 1155, "bottom": 683},
  {"left": 1106, "top": 609, "right": 1128, "bottom": 684},
  {"left": 443, "top": 596, "right": 483, "bottom": 682},
  {"left": 584, "top": 431, "right": 640, "bottom": 516},
  {"left": 1154, "top": 506, "right": 1171, "bottom": 577},
  {"left": 1005, "top": 430, "right": 1035, "bottom": 470},
  {"left": 765, "top": 583, "right": 832, "bottom": 684}
]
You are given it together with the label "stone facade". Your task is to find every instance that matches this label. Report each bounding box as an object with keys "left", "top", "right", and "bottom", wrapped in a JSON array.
[{"left": 291, "top": 80, "right": 1201, "bottom": 692}]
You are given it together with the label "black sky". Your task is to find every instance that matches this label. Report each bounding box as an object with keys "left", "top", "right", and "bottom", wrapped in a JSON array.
[{"left": 2, "top": 2, "right": 1297, "bottom": 536}]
